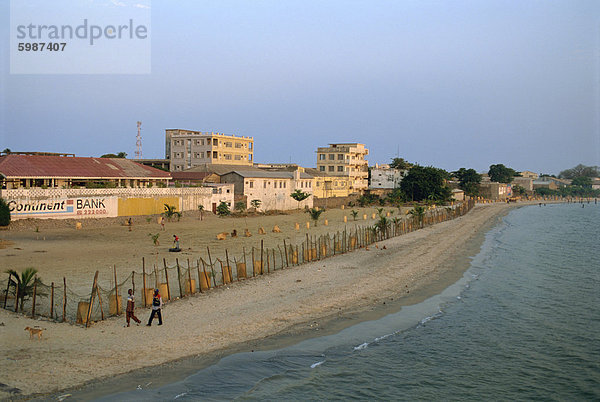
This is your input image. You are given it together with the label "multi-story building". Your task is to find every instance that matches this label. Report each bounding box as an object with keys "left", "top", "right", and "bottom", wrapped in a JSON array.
[
  {"left": 316, "top": 143, "right": 369, "bottom": 192},
  {"left": 369, "top": 164, "right": 408, "bottom": 190},
  {"left": 166, "top": 129, "right": 254, "bottom": 171}
]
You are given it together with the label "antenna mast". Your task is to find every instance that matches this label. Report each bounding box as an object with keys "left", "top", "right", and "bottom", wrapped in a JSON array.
[{"left": 135, "top": 121, "right": 142, "bottom": 159}]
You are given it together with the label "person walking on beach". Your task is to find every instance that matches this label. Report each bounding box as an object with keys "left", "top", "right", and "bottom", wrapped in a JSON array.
[
  {"left": 147, "top": 289, "right": 163, "bottom": 326},
  {"left": 125, "top": 289, "right": 141, "bottom": 327},
  {"left": 160, "top": 216, "right": 165, "bottom": 231}
]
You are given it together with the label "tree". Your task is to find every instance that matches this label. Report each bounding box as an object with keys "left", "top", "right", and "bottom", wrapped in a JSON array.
[
  {"left": 250, "top": 199, "right": 262, "bottom": 211},
  {"left": 488, "top": 164, "right": 520, "bottom": 183},
  {"left": 409, "top": 206, "right": 426, "bottom": 228},
  {"left": 452, "top": 168, "right": 482, "bottom": 196},
  {"left": 512, "top": 185, "right": 526, "bottom": 196},
  {"left": 0, "top": 198, "right": 10, "bottom": 226},
  {"left": 6, "top": 267, "right": 41, "bottom": 312},
  {"left": 234, "top": 201, "right": 247, "bottom": 214},
  {"left": 389, "top": 157, "right": 412, "bottom": 170},
  {"left": 101, "top": 152, "right": 127, "bottom": 158},
  {"left": 2, "top": 148, "right": 11, "bottom": 154},
  {"left": 571, "top": 176, "right": 592, "bottom": 188},
  {"left": 290, "top": 189, "right": 310, "bottom": 209},
  {"left": 305, "top": 207, "right": 324, "bottom": 226},
  {"left": 216, "top": 202, "right": 230, "bottom": 217},
  {"left": 197, "top": 204, "right": 204, "bottom": 220},
  {"left": 163, "top": 204, "right": 181, "bottom": 221},
  {"left": 351, "top": 210, "right": 359, "bottom": 221},
  {"left": 400, "top": 165, "right": 452, "bottom": 202},
  {"left": 558, "top": 164, "right": 599, "bottom": 179}
]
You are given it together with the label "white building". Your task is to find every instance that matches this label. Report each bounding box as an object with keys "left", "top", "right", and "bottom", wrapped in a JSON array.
[
  {"left": 369, "top": 164, "right": 408, "bottom": 189},
  {"left": 220, "top": 170, "right": 314, "bottom": 211}
]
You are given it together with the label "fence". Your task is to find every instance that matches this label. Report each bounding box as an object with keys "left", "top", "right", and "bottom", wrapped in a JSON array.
[{"left": 1, "top": 200, "right": 475, "bottom": 326}]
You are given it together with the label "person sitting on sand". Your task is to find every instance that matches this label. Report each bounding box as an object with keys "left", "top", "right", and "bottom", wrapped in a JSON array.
[
  {"left": 173, "top": 234, "right": 180, "bottom": 249},
  {"left": 125, "top": 289, "right": 141, "bottom": 327},
  {"left": 147, "top": 289, "right": 163, "bottom": 326}
]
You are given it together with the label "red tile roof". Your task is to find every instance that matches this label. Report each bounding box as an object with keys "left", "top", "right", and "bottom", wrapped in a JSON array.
[{"left": 0, "top": 155, "right": 171, "bottom": 179}]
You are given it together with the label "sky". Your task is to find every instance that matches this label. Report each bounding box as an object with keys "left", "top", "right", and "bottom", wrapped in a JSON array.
[{"left": 1, "top": 0, "right": 599, "bottom": 175}]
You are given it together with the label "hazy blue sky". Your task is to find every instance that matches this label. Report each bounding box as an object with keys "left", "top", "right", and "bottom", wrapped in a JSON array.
[{"left": 1, "top": 0, "right": 599, "bottom": 175}]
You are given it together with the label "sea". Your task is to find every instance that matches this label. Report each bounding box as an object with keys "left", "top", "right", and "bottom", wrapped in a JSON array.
[{"left": 100, "top": 202, "right": 599, "bottom": 401}]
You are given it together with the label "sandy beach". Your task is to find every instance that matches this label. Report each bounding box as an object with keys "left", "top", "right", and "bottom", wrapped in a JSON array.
[{"left": 0, "top": 202, "right": 519, "bottom": 400}]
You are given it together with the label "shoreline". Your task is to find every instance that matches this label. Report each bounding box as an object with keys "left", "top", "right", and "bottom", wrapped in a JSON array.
[{"left": 1, "top": 202, "right": 527, "bottom": 400}]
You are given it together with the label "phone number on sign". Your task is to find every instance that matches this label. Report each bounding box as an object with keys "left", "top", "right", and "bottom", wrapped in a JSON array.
[
  {"left": 77, "top": 209, "right": 107, "bottom": 216},
  {"left": 18, "top": 42, "right": 67, "bottom": 51}
]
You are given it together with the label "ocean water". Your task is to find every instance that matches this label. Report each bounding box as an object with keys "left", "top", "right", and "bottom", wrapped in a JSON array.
[{"left": 103, "top": 203, "right": 600, "bottom": 401}]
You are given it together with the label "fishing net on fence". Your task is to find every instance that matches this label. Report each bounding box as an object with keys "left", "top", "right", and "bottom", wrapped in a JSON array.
[{"left": 1, "top": 201, "right": 476, "bottom": 325}]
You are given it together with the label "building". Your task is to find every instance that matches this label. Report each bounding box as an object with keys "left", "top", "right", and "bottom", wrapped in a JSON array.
[
  {"left": 369, "top": 164, "right": 408, "bottom": 190},
  {"left": 220, "top": 169, "right": 313, "bottom": 211},
  {"left": 0, "top": 153, "right": 171, "bottom": 190},
  {"left": 512, "top": 176, "right": 534, "bottom": 192},
  {"left": 519, "top": 170, "right": 539, "bottom": 179},
  {"left": 166, "top": 129, "right": 253, "bottom": 171},
  {"left": 316, "top": 143, "right": 369, "bottom": 192},
  {"left": 304, "top": 168, "right": 352, "bottom": 198},
  {"left": 479, "top": 182, "right": 512, "bottom": 200},
  {"left": 533, "top": 176, "right": 570, "bottom": 190}
]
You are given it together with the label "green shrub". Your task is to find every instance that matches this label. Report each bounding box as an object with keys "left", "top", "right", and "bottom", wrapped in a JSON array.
[{"left": 0, "top": 198, "right": 10, "bottom": 226}]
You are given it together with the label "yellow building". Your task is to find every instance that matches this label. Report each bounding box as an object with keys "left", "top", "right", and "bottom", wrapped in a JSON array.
[
  {"left": 166, "top": 129, "right": 253, "bottom": 171},
  {"left": 305, "top": 168, "right": 353, "bottom": 198},
  {"left": 316, "top": 143, "right": 369, "bottom": 192}
]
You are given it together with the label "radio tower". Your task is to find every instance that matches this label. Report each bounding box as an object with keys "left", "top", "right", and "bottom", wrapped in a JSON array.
[{"left": 135, "top": 121, "right": 142, "bottom": 159}]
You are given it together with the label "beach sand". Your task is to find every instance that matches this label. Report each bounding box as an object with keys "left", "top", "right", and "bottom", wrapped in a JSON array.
[{"left": 0, "top": 202, "right": 517, "bottom": 399}]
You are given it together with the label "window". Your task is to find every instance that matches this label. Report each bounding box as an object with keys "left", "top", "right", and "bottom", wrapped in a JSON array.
[
  {"left": 249, "top": 154, "right": 253, "bottom": 161},
  {"left": 283, "top": 182, "right": 286, "bottom": 188},
  {"left": 224, "top": 142, "right": 233, "bottom": 148},
  {"left": 224, "top": 154, "right": 232, "bottom": 160},
  {"left": 319, "top": 166, "right": 325, "bottom": 172},
  {"left": 212, "top": 151, "right": 218, "bottom": 158},
  {"left": 328, "top": 166, "right": 334, "bottom": 172},
  {"left": 338, "top": 154, "right": 344, "bottom": 160},
  {"left": 316, "top": 182, "right": 321, "bottom": 187},
  {"left": 338, "top": 166, "right": 344, "bottom": 172},
  {"left": 249, "top": 143, "right": 253, "bottom": 150},
  {"left": 234, "top": 155, "right": 241, "bottom": 160},
  {"left": 274, "top": 181, "right": 277, "bottom": 188},
  {"left": 235, "top": 142, "right": 243, "bottom": 148},
  {"left": 328, "top": 154, "right": 335, "bottom": 160},
  {"left": 319, "top": 154, "right": 325, "bottom": 160},
  {"left": 264, "top": 181, "right": 267, "bottom": 188},
  {"left": 249, "top": 181, "right": 254, "bottom": 188},
  {"left": 308, "top": 182, "right": 311, "bottom": 188},
  {"left": 213, "top": 139, "right": 218, "bottom": 146}
]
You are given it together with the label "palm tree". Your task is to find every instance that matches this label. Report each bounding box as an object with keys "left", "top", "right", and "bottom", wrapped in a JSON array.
[
  {"left": 351, "top": 210, "right": 359, "bottom": 221},
  {"left": 197, "top": 204, "right": 205, "bottom": 220},
  {"left": 409, "top": 206, "right": 426, "bottom": 228},
  {"left": 305, "top": 207, "right": 324, "bottom": 226},
  {"left": 290, "top": 189, "right": 310, "bottom": 209},
  {"left": 250, "top": 199, "right": 262, "bottom": 211},
  {"left": 163, "top": 204, "right": 178, "bottom": 221},
  {"left": 6, "top": 267, "right": 41, "bottom": 312}
]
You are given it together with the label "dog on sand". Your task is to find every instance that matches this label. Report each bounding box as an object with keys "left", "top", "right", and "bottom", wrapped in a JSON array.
[{"left": 25, "top": 326, "right": 45, "bottom": 340}]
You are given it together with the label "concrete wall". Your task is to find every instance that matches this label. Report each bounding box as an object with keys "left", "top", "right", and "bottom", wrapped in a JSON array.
[{"left": 1, "top": 186, "right": 234, "bottom": 220}]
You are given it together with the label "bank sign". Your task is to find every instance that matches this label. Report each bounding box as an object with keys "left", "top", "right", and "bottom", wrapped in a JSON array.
[{"left": 8, "top": 196, "right": 118, "bottom": 220}]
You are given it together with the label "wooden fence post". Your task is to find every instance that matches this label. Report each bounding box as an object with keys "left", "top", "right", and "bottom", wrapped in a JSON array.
[
  {"left": 176, "top": 258, "right": 183, "bottom": 299},
  {"left": 113, "top": 265, "right": 120, "bottom": 315},
  {"left": 50, "top": 282, "right": 54, "bottom": 319},
  {"left": 197, "top": 259, "right": 203, "bottom": 293},
  {"left": 260, "top": 240, "right": 264, "bottom": 275},
  {"left": 225, "top": 249, "right": 232, "bottom": 281},
  {"left": 142, "top": 259, "right": 147, "bottom": 307},
  {"left": 62, "top": 277, "right": 67, "bottom": 322},
  {"left": 3, "top": 273, "right": 11, "bottom": 309},
  {"left": 31, "top": 277, "right": 37, "bottom": 318},
  {"left": 96, "top": 286, "right": 105, "bottom": 320},
  {"left": 187, "top": 259, "right": 194, "bottom": 294},
  {"left": 85, "top": 271, "right": 99, "bottom": 328},
  {"left": 207, "top": 247, "right": 216, "bottom": 287},
  {"left": 283, "top": 240, "right": 289, "bottom": 267},
  {"left": 163, "top": 259, "right": 171, "bottom": 301}
]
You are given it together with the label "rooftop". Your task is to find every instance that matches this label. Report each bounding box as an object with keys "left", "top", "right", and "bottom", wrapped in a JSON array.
[{"left": 0, "top": 154, "right": 171, "bottom": 179}]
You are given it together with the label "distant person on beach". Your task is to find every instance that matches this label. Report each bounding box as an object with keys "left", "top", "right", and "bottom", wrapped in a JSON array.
[
  {"left": 128, "top": 218, "right": 133, "bottom": 232},
  {"left": 146, "top": 289, "right": 163, "bottom": 326},
  {"left": 173, "top": 235, "right": 180, "bottom": 249},
  {"left": 160, "top": 217, "right": 165, "bottom": 231},
  {"left": 125, "top": 289, "right": 141, "bottom": 327}
]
